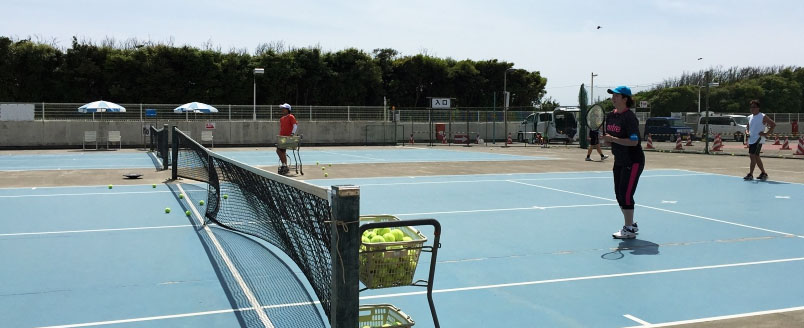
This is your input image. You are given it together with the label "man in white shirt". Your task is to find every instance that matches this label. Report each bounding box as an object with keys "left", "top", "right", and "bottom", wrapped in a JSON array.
[{"left": 744, "top": 99, "right": 776, "bottom": 181}]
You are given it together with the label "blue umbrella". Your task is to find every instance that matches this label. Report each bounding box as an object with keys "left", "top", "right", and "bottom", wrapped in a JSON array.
[
  {"left": 78, "top": 100, "right": 126, "bottom": 113},
  {"left": 174, "top": 102, "right": 219, "bottom": 113}
]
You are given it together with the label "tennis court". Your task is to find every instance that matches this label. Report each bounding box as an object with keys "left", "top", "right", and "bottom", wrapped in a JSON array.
[{"left": 2, "top": 142, "right": 804, "bottom": 327}]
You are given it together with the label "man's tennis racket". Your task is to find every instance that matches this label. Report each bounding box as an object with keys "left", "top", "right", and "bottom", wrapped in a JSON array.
[{"left": 587, "top": 104, "right": 605, "bottom": 132}]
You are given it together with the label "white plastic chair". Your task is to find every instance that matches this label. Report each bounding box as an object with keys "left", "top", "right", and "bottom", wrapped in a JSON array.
[
  {"left": 201, "top": 130, "right": 214, "bottom": 148},
  {"left": 107, "top": 131, "right": 121, "bottom": 149},
  {"left": 83, "top": 131, "right": 97, "bottom": 150}
]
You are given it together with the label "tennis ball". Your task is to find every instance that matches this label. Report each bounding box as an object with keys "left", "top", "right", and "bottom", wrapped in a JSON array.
[
  {"left": 382, "top": 233, "right": 396, "bottom": 242},
  {"left": 328, "top": 164, "right": 332, "bottom": 167},
  {"left": 361, "top": 236, "right": 371, "bottom": 243},
  {"left": 179, "top": 194, "right": 184, "bottom": 199},
  {"left": 108, "top": 184, "right": 113, "bottom": 189},
  {"left": 316, "top": 161, "right": 320, "bottom": 166},
  {"left": 391, "top": 229, "right": 405, "bottom": 241},
  {"left": 322, "top": 167, "right": 326, "bottom": 171},
  {"left": 223, "top": 194, "right": 228, "bottom": 199},
  {"left": 164, "top": 207, "right": 171, "bottom": 213},
  {"left": 324, "top": 173, "right": 328, "bottom": 177},
  {"left": 378, "top": 228, "right": 391, "bottom": 236},
  {"left": 370, "top": 235, "right": 386, "bottom": 243},
  {"left": 382, "top": 323, "right": 392, "bottom": 327},
  {"left": 152, "top": 184, "right": 156, "bottom": 188},
  {"left": 185, "top": 210, "right": 191, "bottom": 216},
  {"left": 199, "top": 200, "right": 205, "bottom": 206},
  {"left": 402, "top": 236, "right": 413, "bottom": 242}
]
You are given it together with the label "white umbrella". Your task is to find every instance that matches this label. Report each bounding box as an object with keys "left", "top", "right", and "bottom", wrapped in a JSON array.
[
  {"left": 174, "top": 102, "right": 219, "bottom": 113},
  {"left": 78, "top": 100, "right": 126, "bottom": 113}
]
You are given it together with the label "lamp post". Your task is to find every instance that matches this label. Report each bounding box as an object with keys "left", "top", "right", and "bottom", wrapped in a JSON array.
[
  {"left": 503, "top": 68, "right": 515, "bottom": 144},
  {"left": 253, "top": 68, "right": 264, "bottom": 121},
  {"left": 704, "top": 81, "right": 719, "bottom": 154},
  {"left": 591, "top": 72, "right": 598, "bottom": 105}
]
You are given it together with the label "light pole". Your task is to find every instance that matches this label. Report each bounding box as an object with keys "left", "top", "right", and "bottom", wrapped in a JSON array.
[
  {"left": 704, "top": 81, "right": 719, "bottom": 153},
  {"left": 503, "top": 68, "right": 515, "bottom": 144},
  {"left": 591, "top": 72, "right": 598, "bottom": 105},
  {"left": 253, "top": 68, "right": 264, "bottom": 121}
]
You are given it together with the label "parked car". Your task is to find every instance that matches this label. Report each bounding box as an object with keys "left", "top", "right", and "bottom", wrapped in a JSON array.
[
  {"left": 644, "top": 117, "right": 694, "bottom": 141},
  {"left": 697, "top": 115, "right": 748, "bottom": 141},
  {"left": 517, "top": 107, "right": 579, "bottom": 143}
]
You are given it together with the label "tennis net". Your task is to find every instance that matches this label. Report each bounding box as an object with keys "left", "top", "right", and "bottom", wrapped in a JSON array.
[
  {"left": 149, "top": 125, "right": 170, "bottom": 170},
  {"left": 171, "top": 127, "right": 337, "bottom": 320}
]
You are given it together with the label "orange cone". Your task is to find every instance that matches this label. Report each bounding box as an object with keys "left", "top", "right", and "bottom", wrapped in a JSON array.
[
  {"left": 645, "top": 134, "right": 654, "bottom": 149},
  {"left": 781, "top": 137, "right": 791, "bottom": 150},
  {"left": 711, "top": 134, "right": 723, "bottom": 151},
  {"left": 794, "top": 136, "right": 804, "bottom": 155},
  {"left": 685, "top": 134, "right": 693, "bottom": 146},
  {"left": 675, "top": 135, "right": 684, "bottom": 150},
  {"left": 773, "top": 135, "right": 781, "bottom": 145},
  {"left": 409, "top": 133, "right": 414, "bottom": 144},
  {"left": 506, "top": 133, "right": 513, "bottom": 145}
]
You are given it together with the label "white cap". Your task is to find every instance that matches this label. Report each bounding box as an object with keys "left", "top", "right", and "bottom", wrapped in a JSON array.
[{"left": 279, "top": 103, "right": 291, "bottom": 111}]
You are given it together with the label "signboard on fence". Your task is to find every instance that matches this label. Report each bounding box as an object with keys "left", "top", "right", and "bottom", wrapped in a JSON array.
[
  {"left": 639, "top": 101, "right": 648, "bottom": 108},
  {"left": 205, "top": 122, "right": 216, "bottom": 129},
  {"left": 0, "top": 103, "right": 35, "bottom": 121},
  {"left": 431, "top": 98, "right": 451, "bottom": 109}
]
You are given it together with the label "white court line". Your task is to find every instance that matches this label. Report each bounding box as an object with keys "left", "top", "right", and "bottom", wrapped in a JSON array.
[
  {"left": 34, "top": 256, "right": 804, "bottom": 328},
  {"left": 0, "top": 225, "right": 192, "bottom": 237},
  {"left": 675, "top": 169, "right": 804, "bottom": 186},
  {"left": 177, "top": 184, "right": 274, "bottom": 328},
  {"left": 0, "top": 183, "right": 167, "bottom": 190},
  {"left": 0, "top": 190, "right": 173, "bottom": 198},
  {"left": 315, "top": 150, "right": 386, "bottom": 161},
  {"left": 506, "top": 180, "right": 804, "bottom": 238},
  {"left": 395, "top": 203, "right": 617, "bottom": 216},
  {"left": 623, "top": 305, "right": 804, "bottom": 328},
  {"left": 624, "top": 314, "right": 651, "bottom": 325},
  {"left": 350, "top": 173, "right": 709, "bottom": 187}
]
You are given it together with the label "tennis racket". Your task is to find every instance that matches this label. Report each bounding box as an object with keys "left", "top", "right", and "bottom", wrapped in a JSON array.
[{"left": 587, "top": 104, "right": 605, "bottom": 132}]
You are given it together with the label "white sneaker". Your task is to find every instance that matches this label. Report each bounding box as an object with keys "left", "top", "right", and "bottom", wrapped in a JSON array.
[
  {"left": 631, "top": 222, "right": 639, "bottom": 233},
  {"left": 613, "top": 226, "right": 637, "bottom": 239}
]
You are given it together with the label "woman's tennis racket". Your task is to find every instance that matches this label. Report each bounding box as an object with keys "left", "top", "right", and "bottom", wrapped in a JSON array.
[{"left": 587, "top": 104, "right": 605, "bottom": 131}]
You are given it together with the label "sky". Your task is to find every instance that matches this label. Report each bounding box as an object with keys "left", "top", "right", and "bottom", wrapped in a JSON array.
[{"left": 3, "top": 0, "right": 804, "bottom": 105}]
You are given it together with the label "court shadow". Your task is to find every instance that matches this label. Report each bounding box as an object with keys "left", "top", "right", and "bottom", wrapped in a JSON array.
[{"left": 600, "top": 239, "right": 660, "bottom": 260}]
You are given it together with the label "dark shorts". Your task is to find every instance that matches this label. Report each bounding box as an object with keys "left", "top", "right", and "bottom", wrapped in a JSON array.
[
  {"left": 748, "top": 141, "right": 762, "bottom": 155},
  {"left": 589, "top": 131, "right": 599, "bottom": 146},
  {"left": 613, "top": 162, "right": 644, "bottom": 210}
]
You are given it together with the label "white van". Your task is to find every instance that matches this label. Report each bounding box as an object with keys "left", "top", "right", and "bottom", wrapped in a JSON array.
[
  {"left": 517, "top": 107, "right": 580, "bottom": 143},
  {"left": 697, "top": 115, "right": 748, "bottom": 141}
]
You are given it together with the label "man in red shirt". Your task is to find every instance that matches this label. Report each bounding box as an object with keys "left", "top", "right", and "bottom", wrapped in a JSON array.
[{"left": 277, "top": 103, "right": 297, "bottom": 175}]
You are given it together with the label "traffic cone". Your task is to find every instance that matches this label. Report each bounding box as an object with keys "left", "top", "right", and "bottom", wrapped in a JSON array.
[
  {"left": 773, "top": 135, "right": 781, "bottom": 145},
  {"left": 506, "top": 133, "right": 513, "bottom": 145},
  {"left": 711, "top": 134, "right": 723, "bottom": 151},
  {"left": 675, "top": 135, "right": 684, "bottom": 150},
  {"left": 685, "top": 134, "right": 693, "bottom": 146},
  {"left": 409, "top": 133, "right": 414, "bottom": 144},
  {"left": 441, "top": 135, "right": 447, "bottom": 144},
  {"left": 781, "top": 137, "right": 791, "bottom": 150},
  {"left": 794, "top": 136, "right": 804, "bottom": 155},
  {"left": 645, "top": 133, "right": 654, "bottom": 149}
]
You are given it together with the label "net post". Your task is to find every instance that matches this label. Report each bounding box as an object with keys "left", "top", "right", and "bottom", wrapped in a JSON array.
[
  {"left": 330, "top": 185, "right": 360, "bottom": 328},
  {"left": 171, "top": 126, "right": 179, "bottom": 180},
  {"left": 161, "top": 123, "right": 170, "bottom": 170}
]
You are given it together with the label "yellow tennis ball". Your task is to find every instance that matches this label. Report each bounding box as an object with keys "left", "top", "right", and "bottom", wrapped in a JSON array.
[
  {"left": 223, "top": 194, "right": 228, "bottom": 199},
  {"left": 322, "top": 167, "right": 326, "bottom": 171},
  {"left": 328, "top": 164, "right": 332, "bottom": 167},
  {"left": 152, "top": 184, "right": 156, "bottom": 188},
  {"left": 164, "top": 208, "right": 171, "bottom": 213},
  {"left": 179, "top": 194, "right": 184, "bottom": 199},
  {"left": 316, "top": 161, "right": 320, "bottom": 166},
  {"left": 324, "top": 173, "right": 328, "bottom": 177},
  {"left": 199, "top": 200, "right": 205, "bottom": 206},
  {"left": 108, "top": 184, "right": 113, "bottom": 189},
  {"left": 185, "top": 210, "right": 191, "bottom": 216}
]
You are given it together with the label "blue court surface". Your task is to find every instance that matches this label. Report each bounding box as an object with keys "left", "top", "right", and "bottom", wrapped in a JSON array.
[
  {"left": 2, "top": 169, "right": 803, "bottom": 327},
  {"left": 0, "top": 148, "right": 547, "bottom": 171}
]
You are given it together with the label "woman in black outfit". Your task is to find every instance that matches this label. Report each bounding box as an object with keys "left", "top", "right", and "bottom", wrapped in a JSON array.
[{"left": 602, "top": 86, "right": 645, "bottom": 239}]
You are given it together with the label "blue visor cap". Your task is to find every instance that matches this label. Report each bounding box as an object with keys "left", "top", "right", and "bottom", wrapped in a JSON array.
[{"left": 607, "top": 86, "right": 633, "bottom": 97}]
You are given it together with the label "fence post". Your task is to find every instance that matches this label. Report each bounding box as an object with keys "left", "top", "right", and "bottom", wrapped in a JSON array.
[
  {"left": 329, "top": 185, "right": 360, "bottom": 328},
  {"left": 229, "top": 104, "right": 231, "bottom": 122},
  {"left": 310, "top": 105, "right": 313, "bottom": 122},
  {"left": 347, "top": 106, "right": 351, "bottom": 122},
  {"left": 42, "top": 102, "right": 45, "bottom": 121}
]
